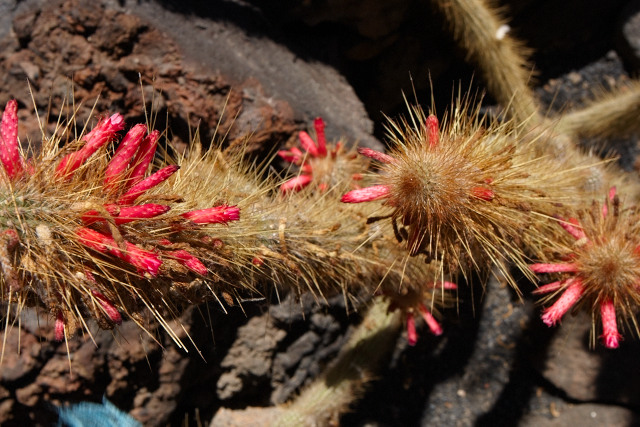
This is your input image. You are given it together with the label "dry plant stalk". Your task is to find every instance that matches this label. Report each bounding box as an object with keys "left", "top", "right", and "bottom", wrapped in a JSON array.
[
  {"left": 0, "top": 97, "right": 459, "bottom": 354},
  {"left": 0, "top": 99, "right": 242, "bottom": 349},
  {"left": 0, "top": 0, "right": 635, "bottom": 365},
  {"left": 430, "top": 0, "right": 540, "bottom": 125},
  {"left": 531, "top": 188, "right": 640, "bottom": 348},
  {"left": 429, "top": 0, "right": 640, "bottom": 350},
  {"left": 273, "top": 298, "right": 401, "bottom": 427},
  {"left": 341, "top": 98, "right": 587, "bottom": 291}
]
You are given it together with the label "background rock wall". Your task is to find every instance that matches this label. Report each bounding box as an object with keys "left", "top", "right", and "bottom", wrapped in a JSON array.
[{"left": 1, "top": 0, "right": 640, "bottom": 425}]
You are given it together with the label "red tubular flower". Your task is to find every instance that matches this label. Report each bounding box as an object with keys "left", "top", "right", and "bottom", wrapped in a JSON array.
[
  {"left": 357, "top": 147, "right": 394, "bottom": 164},
  {"left": 439, "top": 281, "right": 458, "bottom": 290},
  {"left": 406, "top": 313, "right": 418, "bottom": 346},
  {"left": 557, "top": 217, "right": 586, "bottom": 240},
  {"left": 117, "top": 165, "right": 179, "bottom": 205},
  {"left": 471, "top": 186, "right": 494, "bottom": 201},
  {"left": 82, "top": 203, "right": 171, "bottom": 225},
  {"left": 281, "top": 174, "right": 313, "bottom": 193},
  {"left": 531, "top": 187, "right": 639, "bottom": 348},
  {"left": 54, "top": 311, "right": 65, "bottom": 342},
  {"left": 104, "top": 123, "right": 147, "bottom": 190},
  {"left": 418, "top": 305, "right": 442, "bottom": 336},
  {"left": 56, "top": 113, "right": 125, "bottom": 177},
  {"left": 299, "top": 130, "right": 320, "bottom": 158},
  {"left": 279, "top": 117, "right": 364, "bottom": 193},
  {"left": 313, "top": 117, "right": 327, "bottom": 157},
  {"left": 0, "top": 99, "right": 24, "bottom": 180},
  {"left": 91, "top": 290, "right": 122, "bottom": 324},
  {"left": 425, "top": 114, "right": 440, "bottom": 148},
  {"left": 277, "top": 146, "right": 303, "bottom": 164},
  {"left": 388, "top": 281, "right": 454, "bottom": 346},
  {"left": 127, "top": 130, "right": 160, "bottom": 189},
  {"left": 532, "top": 280, "right": 564, "bottom": 295},
  {"left": 81, "top": 204, "right": 119, "bottom": 225},
  {"left": 529, "top": 263, "right": 578, "bottom": 273},
  {"left": 168, "top": 249, "right": 208, "bottom": 275},
  {"left": 181, "top": 204, "right": 240, "bottom": 225},
  {"left": 113, "top": 204, "right": 171, "bottom": 224},
  {"left": 340, "top": 185, "right": 391, "bottom": 203},
  {"left": 600, "top": 298, "right": 622, "bottom": 348},
  {"left": 76, "top": 227, "right": 161, "bottom": 276},
  {"left": 539, "top": 278, "right": 584, "bottom": 326}
]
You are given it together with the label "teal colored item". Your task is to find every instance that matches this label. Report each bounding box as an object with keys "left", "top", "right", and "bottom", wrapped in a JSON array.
[{"left": 56, "top": 396, "right": 141, "bottom": 427}]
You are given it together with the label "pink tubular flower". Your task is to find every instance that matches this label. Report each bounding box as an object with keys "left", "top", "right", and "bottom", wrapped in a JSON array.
[
  {"left": 112, "top": 204, "right": 171, "bottom": 224},
  {"left": 405, "top": 305, "right": 444, "bottom": 346},
  {"left": 471, "top": 186, "right": 494, "bottom": 201},
  {"left": 294, "top": 117, "right": 327, "bottom": 158},
  {"left": 91, "top": 290, "right": 122, "bottom": 324},
  {"left": 357, "top": 147, "right": 394, "bottom": 164},
  {"left": 425, "top": 114, "right": 440, "bottom": 148},
  {"left": 117, "top": 165, "right": 179, "bottom": 205},
  {"left": 539, "top": 278, "right": 584, "bottom": 326},
  {"left": 181, "top": 204, "right": 240, "bottom": 225},
  {"left": 104, "top": 123, "right": 147, "bottom": 190},
  {"left": 406, "top": 313, "right": 418, "bottom": 346},
  {"left": 299, "top": 130, "right": 321, "bottom": 158},
  {"left": 56, "top": 113, "right": 125, "bottom": 178},
  {"left": 341, "top": 184, "right": 390, "bottom": 203},
  {"left": 601, "top": 187, "right": 617, "bottom": 217},
  {"left": 313, "top": 117, "right": 327, "bottom": 157},
  {"left": 0, "top": 100, "right": 24, "bottom": 180},
  {"left": 281, "top": 174, "right": 313, "bottom": 193},
  {"left": 82, "top": 203, "right": 171, "bottom": 225},
  {"left": 127, "top": 130, "right": 160, "bottom": 189},
  {"left": 76, "top": 227, "right": 161, "bottom": 276},
  {"left": 529, "top": 263, "right": 578, "bottom": 274},
  {"left": 419, "top": 304, "right": 443, "bottom": 336},
  {"left": 557, "top": 217, "right": 586, "bottom": 240},
  {"left": 81, "top": 204, "right": 119, "bottom": 225},
  {"left": 438, "top": 281, "right": 458, "bottom": 290},
  {"left": 169, "top": 249, "right": 208, "bottom": 275},
  {"left": 54, "top": 311, "right": 65, "bottom": 342},
  {"left": 279, "top": 117, "right": 361, "bottom": 194},
  {"left": 531, "top": 280, "right": 564, "bottom": 295},
  {"left": 277, "top": 146, "right": 303, "bottom": 164},
  {"left": 388, "top": 281, "right": 454, "bottom": 346},
  {"left": 600, "top": 299, "right": 622, "bottom": 349},
  {"left": 531, "top": 187, "right": 636, "bottom": 349}
]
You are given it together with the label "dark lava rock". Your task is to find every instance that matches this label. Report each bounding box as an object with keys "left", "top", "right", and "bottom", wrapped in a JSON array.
[
  {"left": 617, "top": 0, "right": 640, "bottom": 72},
  {"left": 2, "top": 1, "right": 640, "bottom": 426}
]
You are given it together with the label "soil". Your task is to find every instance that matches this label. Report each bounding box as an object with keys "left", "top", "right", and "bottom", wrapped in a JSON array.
[{"left": 1, "top": 0, "right": 640, "bottom": 426}]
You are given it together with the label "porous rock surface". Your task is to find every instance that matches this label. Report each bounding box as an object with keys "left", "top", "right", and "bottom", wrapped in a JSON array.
[{"left": 0, "top": 1, "right": 639, "bottom": 426}]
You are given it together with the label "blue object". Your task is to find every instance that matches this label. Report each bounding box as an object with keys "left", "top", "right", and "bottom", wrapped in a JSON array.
[{"left": 56, "top": 396, "right": 141, "bottom": 427}]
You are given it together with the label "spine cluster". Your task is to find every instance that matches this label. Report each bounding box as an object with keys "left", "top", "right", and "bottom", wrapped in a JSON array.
[
  {"left": 0, "top": 100, "right": 241, "bottom": 342},
  {"left": 1, "top": 87, "right": 640, "bottom": 352},
  {"left": 0, "top": 100, "right": 457, "bottom": 346}
]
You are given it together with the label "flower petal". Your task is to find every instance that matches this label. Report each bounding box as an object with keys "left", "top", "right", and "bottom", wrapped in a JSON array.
[
  {"left": 541, "top": 279, "right": 583, "bottom": 326},
  {"left": 0, "top": 100, "right": 24, "bottom": 180},
  {"left": 281, "top": 174, "right": 312, "bottom": 193},
  {"left": 181, "top": 205, "right": 240, "bottom": 225},
  {"left": 117, "top": 165, "right": 179, "bottom": 205},
  {"left": 341, "top": 185, "right": 390, "bottom": 203}
]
